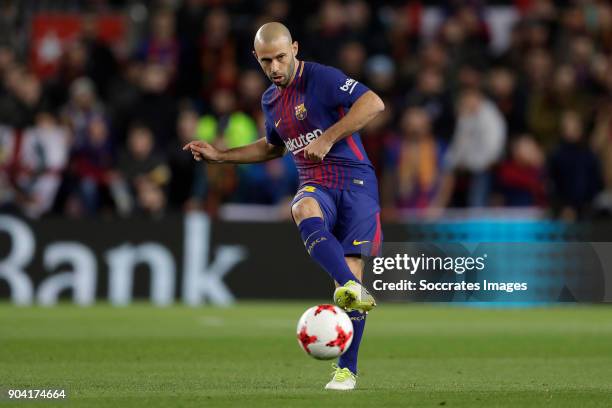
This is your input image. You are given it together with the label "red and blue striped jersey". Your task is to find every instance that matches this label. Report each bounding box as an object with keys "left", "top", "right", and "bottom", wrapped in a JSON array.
[{"left": 262, "top": 61, "right": 378, "bottom": 192}]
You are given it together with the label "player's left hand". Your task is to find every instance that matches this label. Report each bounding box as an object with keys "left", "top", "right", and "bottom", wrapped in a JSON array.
[{"left": 303, "top": 137, "right": 333, "bottom": 162}]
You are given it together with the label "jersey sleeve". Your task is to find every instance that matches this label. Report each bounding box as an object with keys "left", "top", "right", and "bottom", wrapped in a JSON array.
[
  {"left": 313, "top": 64, "right": 370, "bottom": 108},
  {"left": 264, "top": 119, "right": 284, "bottom": 147}
]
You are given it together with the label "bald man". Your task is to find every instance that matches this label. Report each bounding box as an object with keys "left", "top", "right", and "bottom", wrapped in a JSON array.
[{"left": 184, "top": 22, "right": 385, "bottom": 390}]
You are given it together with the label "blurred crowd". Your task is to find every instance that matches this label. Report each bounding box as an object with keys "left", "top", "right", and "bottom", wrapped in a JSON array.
[{"left": 0, "top": 0, "right": 611, "bottom": 221}]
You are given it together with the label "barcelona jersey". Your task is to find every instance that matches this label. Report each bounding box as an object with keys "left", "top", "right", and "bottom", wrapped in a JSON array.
[{"left": 262, "top": 61, "right": 378, "bottom": 196}]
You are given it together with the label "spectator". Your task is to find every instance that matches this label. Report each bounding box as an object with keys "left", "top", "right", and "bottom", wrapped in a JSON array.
[
  {"left": 80, "top": 14, "right": 119, "bottom": 101},
  {"left": 117, "top": 124, "right": 170, "bottom": 217},
  {"left": 382, "top": 107, "right": 446, "bottom": 217},
  {"left": 529, "top": 64, "right": 591, "bottom": 150},
  {"left": 237, "top": 70, "right": 266, "bottom": 117},
  {"left": 437, "top": 88, "right": 506, "bottom": 208},
  {"left": 337, "top": 41, "right": 367, "bottom": 80},
  {"left": 62, "top": 77, "right": 106, "bottom": 150},
  {"left": 0, "top": 44, "right": 16, "bottom": 77},
  {"left": 0, "top": 112, "right": 69, "bottom": 218},
  {"left": 176, "top": 0, "right": 207, "bottom": 43},
  {"left": 197, "top": 88, "right": 258, "bottom": 150},
  {"left": 0, "top": 66, "right": 45, "bottom": 127},
  {"left": 106, "top": 59, "right": 144, "bottom": 147},
  {"left": 128, "top": 62, "right": 178, "bottom": 148},
  {"left": 438, "top": 5, "right": 490, "bottom": 80},
  {"left": 591, "top": 102, "right": 612, "bottom": 194},
  {"left": 548, "top": 111, "right": 603, "bottom": 221},
  {"left": 308, "top": 0, "right": 348, "bottom": 65},
  {"left": 387, "top": 2, "right": 422, "bottom": 69},
  {"left": 487, "top": 67, "right": 528, "bottom": 136},
  {"left": 496, "top": 135, "right": 546, "bottom": 206},
  {"left": 364, "top": 55, "right": 396, "bottom": 96},
  {"left": 166, "top": 106, "right": 207, "bottom": 211},
  {"left": 405, "top": 67, "right": 455, "bottom": 141},
  {"left": 67, "top": 114, "right": 115, "bottom": 216},
  {"left": 136, "top": 9, "right": 180, "bottom": 80},
  {"left": 199, "top": 8, "right": 236, "bottom": 96},
  {"left": 46, "top": 40, "right": 89, "bottom": 107}
]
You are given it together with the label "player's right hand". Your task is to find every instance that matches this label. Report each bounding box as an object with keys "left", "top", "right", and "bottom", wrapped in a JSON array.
[{"left": 182, "top": 141, "right": 222, "bottom": 163}]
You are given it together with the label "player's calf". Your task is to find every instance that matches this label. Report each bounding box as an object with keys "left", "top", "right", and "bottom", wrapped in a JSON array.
[
  {"left": 297, "top": 215, "right": 360, "bottom": 286},
  {"left": 293, "top": 196, "right": 359, "bottom": 286}
]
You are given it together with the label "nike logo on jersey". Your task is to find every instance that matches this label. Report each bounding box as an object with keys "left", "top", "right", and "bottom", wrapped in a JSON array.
[
  {"left": 352, "top": 240, "right": 370, "bottom": 246},
  {"left": 275, "top": 118, "right": 282, "bottom": 127}
]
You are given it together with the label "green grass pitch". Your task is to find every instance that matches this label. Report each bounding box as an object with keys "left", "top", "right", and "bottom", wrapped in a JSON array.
[{"left": 1, "top": 302, "right": 611, "bottom": 407}]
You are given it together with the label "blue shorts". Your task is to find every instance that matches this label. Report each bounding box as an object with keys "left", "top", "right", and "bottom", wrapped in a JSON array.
[{"left": 292, "top": 184, "right": 382, "bottom": 257}]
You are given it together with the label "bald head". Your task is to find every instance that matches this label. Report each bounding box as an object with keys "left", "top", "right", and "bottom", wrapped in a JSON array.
[
  {"left": 254, "top": 22, "right": 292, "bottom": 48},
  {"left": 253, "top": 22, "right": 298, "bottom": 88}
]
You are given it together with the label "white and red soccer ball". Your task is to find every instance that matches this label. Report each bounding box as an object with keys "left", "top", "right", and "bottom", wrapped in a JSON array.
[{"left": 296, "top": 304, "right": 353, "bottom": 360}]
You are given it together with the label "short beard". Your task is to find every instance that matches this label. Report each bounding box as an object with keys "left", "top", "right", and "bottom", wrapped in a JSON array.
[{"left": 280, "top": 58, "right": 296, "bottom": 87}]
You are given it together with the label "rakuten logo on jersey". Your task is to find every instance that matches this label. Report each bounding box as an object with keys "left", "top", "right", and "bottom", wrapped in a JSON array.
[{"left": 284, "top": 129, "right": 323, "bottom": 155}]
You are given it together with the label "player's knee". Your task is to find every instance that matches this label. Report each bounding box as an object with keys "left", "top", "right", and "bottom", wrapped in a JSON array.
[{"left": 292, "top": 197, "right": 322, "bottom": 224}]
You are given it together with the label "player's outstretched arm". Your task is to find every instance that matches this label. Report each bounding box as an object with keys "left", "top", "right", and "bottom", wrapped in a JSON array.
[
  {"left": 303, "top": 90, "right": 385, "bottom": 162},
  {"left": 183, "top": 137, "right": 285, "bottom": 164}
]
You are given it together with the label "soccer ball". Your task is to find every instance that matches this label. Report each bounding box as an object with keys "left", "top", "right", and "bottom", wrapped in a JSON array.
[{"left": 296, "top": 304, "right": 353, "bottom": 360}]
